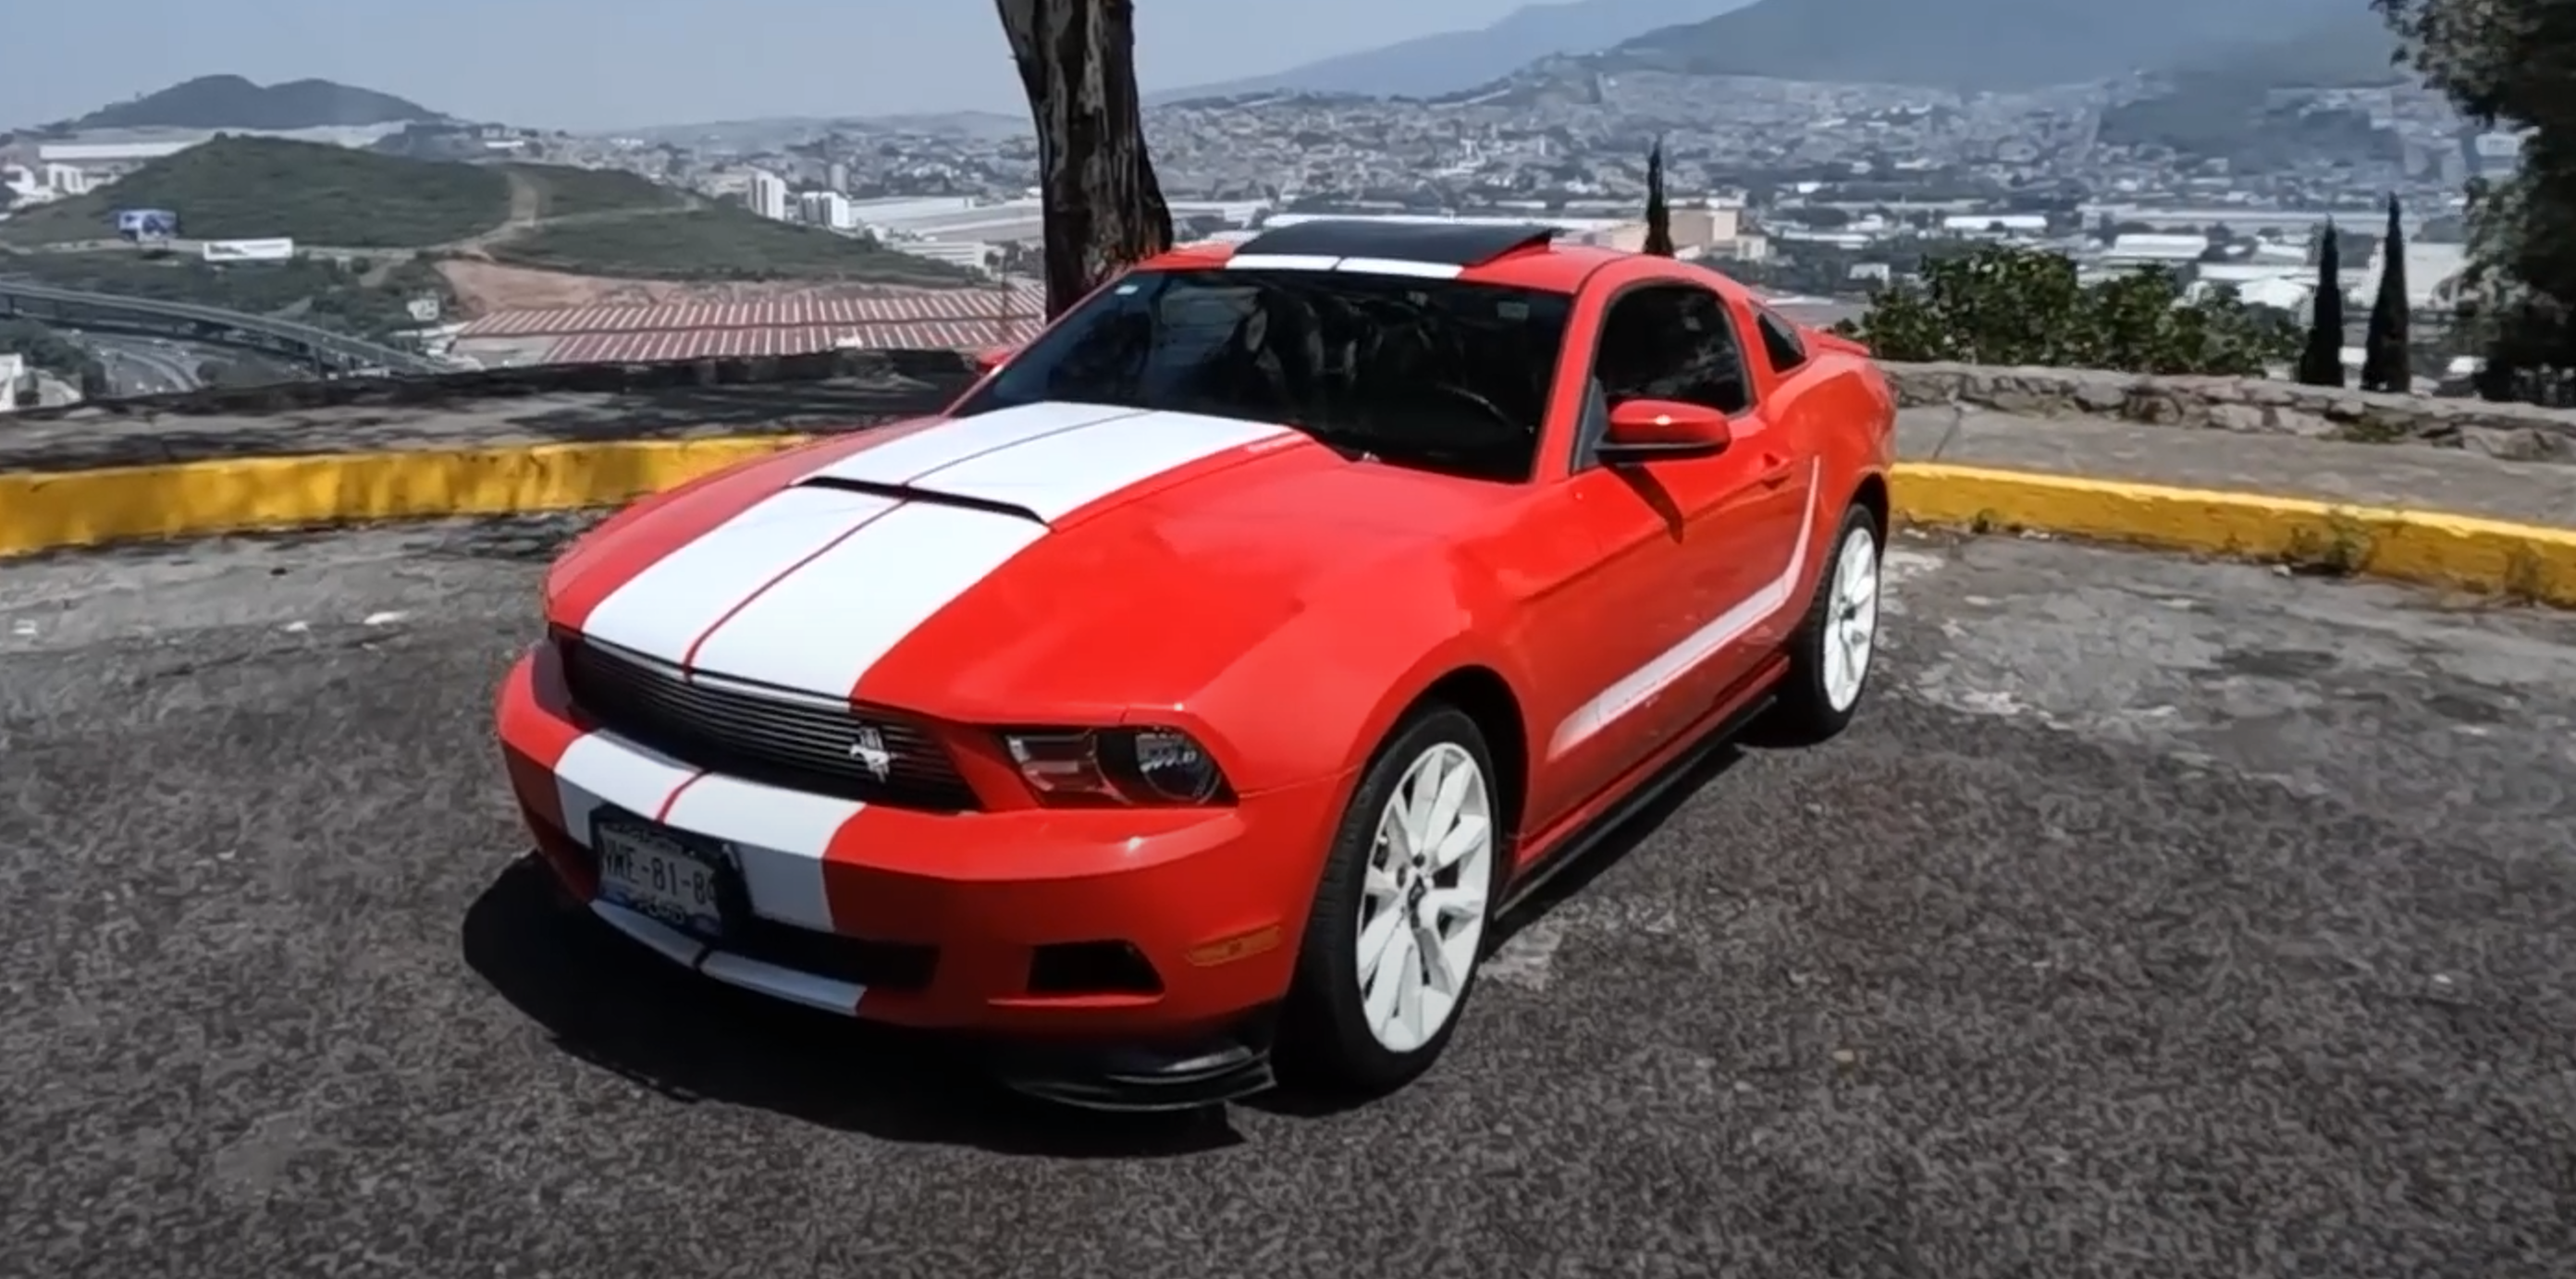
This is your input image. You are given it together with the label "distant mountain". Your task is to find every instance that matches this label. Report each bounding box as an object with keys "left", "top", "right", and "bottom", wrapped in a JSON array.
[
  {"left": 1151, "top": 0, "right": 1753, "bottom": 103},
  {"left": 2162, "top": 12, "right": 2406, "bottom": 89},
  {"left": 1593, "top": 0, "right": 2376, "bottom": 92},
  {"left": 2090, "top": 11, "right": 2408, "bottom": 169},
  {"left": 68, "top": 75, "right": 443, "bottom": 131}
]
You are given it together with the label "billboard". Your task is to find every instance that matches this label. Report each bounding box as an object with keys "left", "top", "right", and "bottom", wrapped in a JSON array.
[
  {"left": 115, "top": 208, "right": 179, "bottom": 241},
  {"left": 202, "top": 238, "right": 294, "bottom": 263}
]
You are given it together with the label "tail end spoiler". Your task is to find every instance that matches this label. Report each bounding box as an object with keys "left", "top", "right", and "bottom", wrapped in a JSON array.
[{"left": 1808, "top": 326, "right": 1872, "bottom": 359}]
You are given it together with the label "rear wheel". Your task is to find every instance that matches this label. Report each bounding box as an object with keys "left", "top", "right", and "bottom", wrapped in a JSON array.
[
  {"left": 1280, "top": 705, "right": 1503, "bottom": 1097},
  {"left": 1763, "top": 502, "right": 1882, "bottom": 744}
]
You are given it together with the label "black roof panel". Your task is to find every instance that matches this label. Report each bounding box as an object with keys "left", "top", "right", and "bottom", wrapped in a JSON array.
[{"left": 1234, "top": 219, "right": 1559, "bottom": 266}]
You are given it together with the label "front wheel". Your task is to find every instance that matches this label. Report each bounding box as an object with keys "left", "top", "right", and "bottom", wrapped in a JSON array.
[
  {"left": 1762, "top": 502, "right": 1883, "bottom": 745},
  {"left": 1279, "top": 704, "right": 1504, "bottom": 1098}
]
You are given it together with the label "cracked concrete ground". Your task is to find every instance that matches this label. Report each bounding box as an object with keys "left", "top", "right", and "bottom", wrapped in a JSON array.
[{"left": 4, "top": 521, "right": 2573, "bottom": 1279}]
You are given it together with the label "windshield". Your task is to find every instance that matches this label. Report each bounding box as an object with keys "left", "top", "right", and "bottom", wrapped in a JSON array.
[{"left": 954, "top": 267, "right": 1572, "bottom": 482}]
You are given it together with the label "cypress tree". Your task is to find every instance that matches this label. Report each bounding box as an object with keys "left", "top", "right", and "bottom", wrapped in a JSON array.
[
  {"left": 1642, "top": 139, "right": 1674, "bottom": 257},
  {"left": 2297, "top": 222, "right": 2346, "bottom": 387},
  {"left": 2360, "top": 194, "right": 2411, "bottom": 392}
]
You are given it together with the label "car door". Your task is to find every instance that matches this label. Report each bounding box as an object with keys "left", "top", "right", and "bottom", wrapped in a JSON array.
[{"left": 1562, "top": 279, "right": 1811, "bottom": 770}]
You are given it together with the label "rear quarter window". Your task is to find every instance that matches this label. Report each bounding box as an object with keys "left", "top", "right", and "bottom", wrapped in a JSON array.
[{"left": 1755, "top": 307, "right": 1808, "bottom": 375}]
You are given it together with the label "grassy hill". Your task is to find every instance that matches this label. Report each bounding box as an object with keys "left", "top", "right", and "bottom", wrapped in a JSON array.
[
  {"left": 1596, "top": 0, "right": 2372, "bottom": 91},
  {"left": 0, "top": 137, "right": 969, "bottom": 286},
  {"left": 488, "top": 209, "right": 979, "bottom": 285},
  {"left": 0, "top": 137, "right": 512, "bottom": 247},
  {"left": 68, "top": 75, "right": 440, "bottom": 131},
  {"left": 512, "top": 165, "right": 692, "bottom": 219}
]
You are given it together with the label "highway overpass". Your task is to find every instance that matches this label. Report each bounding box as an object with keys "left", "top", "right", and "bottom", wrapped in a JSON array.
[{"left": 0, "top": 279, "right": 444, "bottom": 375}]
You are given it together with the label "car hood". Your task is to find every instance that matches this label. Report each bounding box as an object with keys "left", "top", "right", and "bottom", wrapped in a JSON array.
[{"left": 548, "top": 400, "right": 1517, "bottom": 718}]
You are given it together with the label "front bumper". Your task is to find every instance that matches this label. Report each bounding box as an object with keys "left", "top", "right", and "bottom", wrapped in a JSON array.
[{"left": 493, "top": 646, "right": 1343, "bottom": 1107}]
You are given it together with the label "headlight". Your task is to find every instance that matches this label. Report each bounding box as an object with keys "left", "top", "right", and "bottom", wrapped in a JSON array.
[{"left": 1001, "top": 726, "right": 1231, "bottom": 806}]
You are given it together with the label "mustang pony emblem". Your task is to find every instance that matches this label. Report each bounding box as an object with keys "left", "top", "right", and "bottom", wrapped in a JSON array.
[{"left": 845, "top": 725, "right": 893, "bottom": 781}]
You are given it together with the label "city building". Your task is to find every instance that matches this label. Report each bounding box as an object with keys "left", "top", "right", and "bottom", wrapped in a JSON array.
[
  {"left": 746, "top": 169, "right": 789, "bottom": 221},
  {"left": 1, "top": 161, "right": 90, "bottom": 203},
  {"left": 884, "top": 239, "right": 1000, "bottom": 275},
  {"left": 860, "top": 197, "right": 1048, "bottom": 246},
  {"left": 2360, "top": 240, "right": 2472, "bottom": 312},
  {"left": 796, "top": 190, "right": 857, "bottom": 230},
  {"left": 2100, "top": 233, "right": 2209, "bottom": 265}
]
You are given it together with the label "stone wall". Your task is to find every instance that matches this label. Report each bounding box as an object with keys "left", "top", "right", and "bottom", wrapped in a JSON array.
[
  {"left": 6, "top": 347, "right": 980, "bottom": 423},
  {"left": 13, "top": 347, "right": 2576, "bottom": 467},
  {"left": 1880, "top": 362, "right": 2576, "bottom": 463}
]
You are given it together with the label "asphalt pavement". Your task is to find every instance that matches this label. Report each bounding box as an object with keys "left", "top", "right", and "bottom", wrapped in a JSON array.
[
  {"left": 72, "top": 334, "right": 203, "bottom": 396},
  {"left": 4, "top": 522, "right": 2573, "bottom": 1279}
]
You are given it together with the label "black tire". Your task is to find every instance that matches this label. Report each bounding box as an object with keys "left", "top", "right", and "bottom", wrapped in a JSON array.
[
  {"left": 1277, "top": 703, "right": 1506, "bottom": 1098},
  {"left": 1761, "top": 501, "right": 1883, "bottom": 746}
]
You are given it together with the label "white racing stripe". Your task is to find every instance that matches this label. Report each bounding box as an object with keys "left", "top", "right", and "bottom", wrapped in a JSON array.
[
  {"left": 579, "top": 486, "right": 898, "bottom": 666},
  {"left": 906, "top": 409, "right": 1290, "bottom": 522},
  {"left": 657, "top": 773, "right": 861, "bottom": 932},
  {"left": 686, "top": 501, "right": 1051, "bottom": 696},
  {"left": 1331, "top": 256, "right": 1467, "bottom": 278},
  {"left": 552, "top": 730, "right": 699, "bottom": 842},
  {"left": 689, "top": 406, "right": 1288, "bottom": 695},
  {"left": 802, "top": 400, "right": 1146, "bottom": 488},
  {"left": 1226, "top": 252, "right": 1464, "bottom": 279},
  {"left": 1226, "top": 252, "right": 1341, "bottom": 271},
  {"left": 1550, "top": 461, "right": 1823, "bottom": 756}
]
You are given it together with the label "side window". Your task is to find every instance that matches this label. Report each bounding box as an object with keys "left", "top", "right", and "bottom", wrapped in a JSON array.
[
  {"left": 1755, "top": 306, "right": 1807, "bottom": 374},
  {"left": 1591, "top": 284, "right": 1753, "bottom": 417}
]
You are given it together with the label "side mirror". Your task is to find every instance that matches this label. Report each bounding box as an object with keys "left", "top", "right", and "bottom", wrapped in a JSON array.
[
  {"left": 971, "top": 345, "right": 1017, "bottom": 374},
  {"left": 1597, "top": 398, "right": 1731, "bottom": 462}
]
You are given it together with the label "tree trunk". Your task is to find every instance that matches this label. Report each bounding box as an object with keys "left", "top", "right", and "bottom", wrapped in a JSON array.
[{"left": 995, "top": 0, "right": 1174, "bottom": 320}]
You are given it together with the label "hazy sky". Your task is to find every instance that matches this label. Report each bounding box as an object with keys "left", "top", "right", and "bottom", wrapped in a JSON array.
[{"left": 5, "top": 0, "right": 1532, "bottom": 131}]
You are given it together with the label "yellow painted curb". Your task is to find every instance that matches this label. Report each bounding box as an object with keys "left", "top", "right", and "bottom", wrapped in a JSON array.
[
  {"left": 0, "top": 436, "right": 810, "bottom": 560},
  {"left": 1, "top": 441, "right": 2570, "bottom": 608},
  {"left": 1893, "top": 462, "right": 2576, "bottom": 607}
]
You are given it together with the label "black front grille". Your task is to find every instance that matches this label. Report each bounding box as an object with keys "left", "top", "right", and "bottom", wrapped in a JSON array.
[{"left": 561, "top": 634, "right": 981, "bottom": 812}]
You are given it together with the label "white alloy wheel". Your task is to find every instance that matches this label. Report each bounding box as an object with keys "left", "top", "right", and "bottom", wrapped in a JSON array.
[
  {"left": 1354, "top": 742, "right": 1495, "bottom": 1054},
  {"left": 1821, "top": 523, "right": 1881, "bottom": 712}
]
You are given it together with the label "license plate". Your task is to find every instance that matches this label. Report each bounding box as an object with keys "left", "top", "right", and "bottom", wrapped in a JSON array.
[{"left": 594, "top": 815, "right": 730, "bottom": 939}]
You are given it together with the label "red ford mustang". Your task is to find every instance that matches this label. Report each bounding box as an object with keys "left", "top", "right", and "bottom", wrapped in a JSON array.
[{"left": 494, "top": 218, "right": 1895, "bottom": 1110}]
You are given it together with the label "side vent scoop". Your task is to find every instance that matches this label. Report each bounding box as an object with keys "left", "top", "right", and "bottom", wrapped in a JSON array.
[{"left": 795, "top": 475, "right": 1050, "bottom": 525}]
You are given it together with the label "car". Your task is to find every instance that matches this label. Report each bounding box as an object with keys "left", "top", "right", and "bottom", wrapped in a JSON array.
[{"left": 492, "top": 217, "right": 1896, "bottom": 1111}]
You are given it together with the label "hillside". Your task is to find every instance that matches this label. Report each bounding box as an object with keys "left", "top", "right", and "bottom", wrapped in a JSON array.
[
  {"left": 0, "top": 137, "right": 509, "bottom": 246},
  {"left": 0, "top": 251, "right": 456, "bottom": 343},
  {"left": 70, "top": 75, "right": 441, "bottom": 131},
  {"left": 1594, "top": 0, "right": 2373, "bottom": 91},
  {"left": 2094, "top": 14, "right": 2407, "bottom": 166},
  {"left": 1152, "top": 0, "right": 1750, "bottom": 102},
  {"left": 487, "top": 210, "right": 976, "bottom": 286},
  {"left": 0, "top": 136, "right": 973, "bottom": 289},
  {"left": 2163, "top": 12, "right": 2406, "bottom": 88},
  {"left": 0, "top": 138, "right": 511, "bottom": 246}
]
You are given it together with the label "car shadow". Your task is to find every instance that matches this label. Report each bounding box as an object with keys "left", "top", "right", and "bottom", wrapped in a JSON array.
[
  {"left": 1244, "top": 741, "right": 1749, "bottom": 1120},
  {"left": 460, "top": 856, "right": 1245, "bottom": 1159}
]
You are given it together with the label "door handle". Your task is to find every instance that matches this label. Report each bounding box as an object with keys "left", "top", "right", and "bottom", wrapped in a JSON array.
[{"left": 1757, "top": 453, "right": 1793, "bottom": 487}]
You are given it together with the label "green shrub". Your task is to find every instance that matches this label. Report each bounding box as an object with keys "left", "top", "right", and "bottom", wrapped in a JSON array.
[{"left": 1834, "top": 245, "right": 2299, "bottom": 375}]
